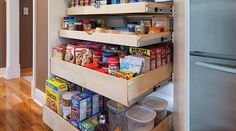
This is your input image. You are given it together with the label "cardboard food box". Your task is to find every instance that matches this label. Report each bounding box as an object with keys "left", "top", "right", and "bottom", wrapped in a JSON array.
[
  {"left": 52, "top": 46, "right": 66, "bottom": 60},
  {"left": 156, "top": 47, "right": 162, "bottom": 68},
  {"left": 83, "top": 90, "right": 104, "bottom": 116},
  {"left": 45, "top": 78, "right": 68, "bottom": 115},
  {"left": 70, "top": 93, "right": 92, "bottom": 127},
  {"left": 129, "top": 46, "right": 157, "bottom": 70}
]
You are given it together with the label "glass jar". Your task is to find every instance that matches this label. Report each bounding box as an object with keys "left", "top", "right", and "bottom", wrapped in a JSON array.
[
  {"left": 127, "top": 22, "right": 137, "bottom": 32},
  {"left": 102, "top": 52, "right": 116, "bottom": 69},
  {"left": 108, "top": 57, "right": 119, "bottom": 74},
  {"left": 83, "top": 20, "right": 92, "bottom": 31},
  {"left": 63, "top": 17, "right": 70, "bottom": 30},
  {"left": 92, "top": 50, "right": 103, "bottom": 64},
  {"left": 74, "top": 21, "right": 83, "bottom": 31}
]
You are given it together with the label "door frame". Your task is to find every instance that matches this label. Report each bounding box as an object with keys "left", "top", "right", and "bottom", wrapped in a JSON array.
[{"left": 6, "top": 0, "right": 36, "bottom": 100}]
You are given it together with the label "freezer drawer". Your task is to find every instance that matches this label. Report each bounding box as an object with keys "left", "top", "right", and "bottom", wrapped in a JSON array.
[
  {"left": 190, "top": 56, "right": 236, "bottom": 131},
  {"left": 190, "top": 0, "right": 236, "bottom": 56}
]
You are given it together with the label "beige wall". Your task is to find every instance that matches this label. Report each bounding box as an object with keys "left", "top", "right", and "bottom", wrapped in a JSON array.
[
  {"left": 36, "top": 0, "right": 48, "bottom": 92},
  {"left": 0, "top": 0, "right": 6, "bottom": 68},
  {"left": 20, "top": 0, "right": 33, "bottom": 70}
]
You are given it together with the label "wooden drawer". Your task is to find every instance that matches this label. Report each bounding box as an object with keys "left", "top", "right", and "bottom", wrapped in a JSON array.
[
  {"left": 67, "top": 2, "right": 172, "bottom": 15},
  {"left": 43, "top": 106, "right": 173, "bottom": 131},
  {"left": 59, "top": 30, "right": 172, "bottom": 47},
  {"left": 50, "top": 58, "right": 172, "bottom": 106}
]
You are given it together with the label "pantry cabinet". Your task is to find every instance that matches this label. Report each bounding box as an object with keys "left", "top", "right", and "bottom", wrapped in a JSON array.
[{"left": 45, "top": 0, "right": 189, "bottom": 130}]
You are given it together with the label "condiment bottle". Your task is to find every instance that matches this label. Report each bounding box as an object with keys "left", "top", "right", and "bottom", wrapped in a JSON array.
[
  {"left": 108, "top": 57, "right": 119, "bottom": 74},
  {"left": 83, "top": 20, "right": 92, "bottom": 31},
  {"left": 96, "top": 115, "right": 109, "bottom": 131}
]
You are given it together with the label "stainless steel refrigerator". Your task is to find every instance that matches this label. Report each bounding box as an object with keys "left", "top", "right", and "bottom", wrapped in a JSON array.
[{"left": 190, "top": 0, "right": 236, "bottom": 130}]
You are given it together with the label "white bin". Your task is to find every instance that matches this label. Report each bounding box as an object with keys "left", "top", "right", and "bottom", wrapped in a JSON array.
[
  {"left": 141, "top": 96, "right": 168, "bottom": 125},
  {"left": 126, "top": 105, "right": 156, "bottom": 131}
]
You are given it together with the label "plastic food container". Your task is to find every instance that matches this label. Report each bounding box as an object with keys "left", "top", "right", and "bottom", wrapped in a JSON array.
[
  {"left": 107, "top": 100, "right": 128, "bottom": 131},
  {"left": 62, "top": 91, "right": 79, "bottom": 107},
  {"left": 141, "top": 96, "right": 168, "bottom": 125},
  {"left": 126, "top": 105, "right": 156, "bottom": 131}
]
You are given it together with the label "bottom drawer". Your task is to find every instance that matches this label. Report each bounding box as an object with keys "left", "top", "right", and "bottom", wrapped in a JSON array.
[{"left": 43, "top": 106, "right": 173, "bottom": 131}]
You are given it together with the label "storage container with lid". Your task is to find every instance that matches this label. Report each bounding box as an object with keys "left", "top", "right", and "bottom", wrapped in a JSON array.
[
  {"left": 107, "top": 100, "right": 128, "bottom": 131},
  {"left": 126, "top": 105, "right": 156, "bottom": 131},
  {"left": 141, "top": 96, "right": 168, "bottom": 125}
]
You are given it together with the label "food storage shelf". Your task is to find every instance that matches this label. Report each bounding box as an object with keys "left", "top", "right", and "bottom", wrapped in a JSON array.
[
  {"left": 67, "top": 2, "right": 172, "bottom": 15},
  {"left": 50, "top": 58, "right": 172, "bottom": 106},
  {"left": 43, "top": 105, "right": 173, "bottom": 131},
  {"left": 59, "top": 29, "right": 172, "bottom": 47},
  {"left": 43, "top": 106, "right": 78, "bottom": 131}
]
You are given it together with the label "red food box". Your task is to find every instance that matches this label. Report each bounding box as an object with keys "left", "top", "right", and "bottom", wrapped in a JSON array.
[{"left": 129, "top": 46, "right": 157, "bottom": 70}]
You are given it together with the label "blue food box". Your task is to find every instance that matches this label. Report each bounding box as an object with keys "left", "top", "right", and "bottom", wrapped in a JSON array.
[
  {"left": 70, "top": 93, "right": 92, "bottom": 126},
  {"left": 83, "top": 90, "right": 104, "bottom": 115}
]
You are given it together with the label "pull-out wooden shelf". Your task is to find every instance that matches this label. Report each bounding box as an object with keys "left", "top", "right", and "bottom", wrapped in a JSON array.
[
  {"left": 59, "top": 30, "right": 172, "bottom": 47},
  {"left": 51, "top": 58, "right": 172, "bottom": 106},
  {"left": 43, "top": 105, "right": 173, "bottom": 131},
  {"left": 67, "top": 2, "right": 172, "bottom": 15}
]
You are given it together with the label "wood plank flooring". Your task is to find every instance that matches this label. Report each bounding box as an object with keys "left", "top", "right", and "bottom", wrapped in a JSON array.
[{"left": 0, "top": 77, "right": 51, "bottom": 131}]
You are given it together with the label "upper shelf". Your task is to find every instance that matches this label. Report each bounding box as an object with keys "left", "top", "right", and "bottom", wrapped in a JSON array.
[
  {"left": 66, "top": 2, "right": 172, "bottom": 16},
  {"left": 59, "top": 29, "right": 172, "bottom": 47}
]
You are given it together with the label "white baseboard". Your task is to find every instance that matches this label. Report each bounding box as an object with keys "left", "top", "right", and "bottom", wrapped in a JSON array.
[
  {"left": 33, "top": 88, "right": 45, "bottom": 107},
  {"left": 0, "top": 68, "right": 6, "bottom": 77},
  {"left": 5, "top": 65, "right": 20, "bottom": 80}
]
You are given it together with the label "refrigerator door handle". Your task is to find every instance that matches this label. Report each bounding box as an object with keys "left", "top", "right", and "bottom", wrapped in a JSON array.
[{"left": 195, "top": 62, "right": 236, "bottom": 74}]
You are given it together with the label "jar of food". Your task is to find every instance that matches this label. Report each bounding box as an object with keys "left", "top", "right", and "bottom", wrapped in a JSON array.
[
  {"left": 84, "top": 0, "right": 91, "bottom": 6},
  {"left": 102, "top": 52, "right": 116, "bottom": 68},
  {"left": 135, "top": 25, "right": 145, "bottom": 35},
  {"left": 127, "top": 22, "right": 137, "bottom": 32},
  {"left": 91, "top": 19, "right": 97, "bottom": 29},
  {"left": 63, "top": 17, "right": 70, "bottom": 30},
  {"left": 83, "top": 20, "right": 92, "bottom": 31},
  {"left": 74, "top": 21, "right": 83, "bottom": 31},
  {"left": 108, "top": 57, "right": 119, "bottom": 74},
  {"left": 92, "top": 50, "right": 103, "bottom": 64},
  {"left": 96, "top": 19, "right": 106, "bottom": 28},
  {"left": 69, "top": 17, "right": 76, "bottom": 30},
  {"left": 111, "top": 0, "right": 120, "bottom": 4},
  {"left": 128, "top": 0, "right": 138, "bottom": 3}
]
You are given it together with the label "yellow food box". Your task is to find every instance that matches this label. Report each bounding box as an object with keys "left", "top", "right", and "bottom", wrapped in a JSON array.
[{"left": 45, "top": 77, "right": 68, "bottom": 114}]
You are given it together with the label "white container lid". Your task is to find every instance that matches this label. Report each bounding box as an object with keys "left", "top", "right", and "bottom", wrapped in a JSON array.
[
  {"left": 62, "top": 91, "right": 79, "bottom": 100},
  {"left": 126, "top": 105, "right": 156, "bottom": 123},
  {"left": 141, "top": 96, "right": 168, "bottom": 111}
]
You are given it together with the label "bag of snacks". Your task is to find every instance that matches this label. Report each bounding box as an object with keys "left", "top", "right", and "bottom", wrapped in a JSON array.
[{"left": 65, "top": 44, "right": 76, "bottom": 63}]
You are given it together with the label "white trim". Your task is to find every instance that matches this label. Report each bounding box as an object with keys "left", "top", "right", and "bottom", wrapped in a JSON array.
[
  {"left": 0, "top": 68, "right": 6, "bottom": 77},
  {"left": 6, "top": 0, "right": 20, "bottom": 80},
  {"left": 5, "top": 65, "right": 20, "bottom": 80},
  {"left": 33, "top": 88, "right": 46, "bottom": 107},
  {"left": 32, "top": 0, "right": 37, "bottom": 103}
]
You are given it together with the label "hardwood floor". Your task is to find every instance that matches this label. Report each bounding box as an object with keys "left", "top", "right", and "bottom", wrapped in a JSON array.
[
  {"left": 0, "top": 77, "right": 51, "bottom": 131},
  {"left": 20, "top": 68, "right": 33, "bottom": 77}
]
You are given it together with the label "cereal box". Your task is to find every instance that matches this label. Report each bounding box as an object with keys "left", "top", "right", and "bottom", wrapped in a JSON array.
[
  {"left": 156, "top": 47, "right": 162, "bottom": 68},
  {"left": 83, "top": 90, "right": 104, "bottom": 115},
  {"left": 129, "top": 46, "right": 157, "bottom": 70},
  {"left": 45, "top": 78, "right": 68, "bottom": 114},
  {"left": 71, "top": 93, "right": 92, "bottom": 124},
  {"left": 75, "top": 47, "right": 92, "bottom": 66},
  {"left": 79, "top": 118, "right": 99, "bottom": 131}
]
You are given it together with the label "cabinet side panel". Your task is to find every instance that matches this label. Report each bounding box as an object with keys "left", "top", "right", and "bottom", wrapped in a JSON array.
[{"left": 173, "top": 0, "right": 189, "bottom": 130}]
